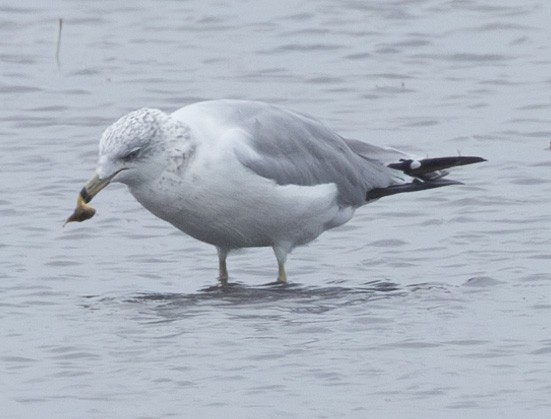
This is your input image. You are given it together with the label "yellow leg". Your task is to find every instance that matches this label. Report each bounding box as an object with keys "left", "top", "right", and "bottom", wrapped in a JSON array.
[
  {"left": 273, "top": 245, "right": 289, "bottom": 284},
  {"left": 218, "top": 260, "right": 228, "bottom": 285},
  {"left": 277, "top": 262, "right": 287, "bottom": 284}
]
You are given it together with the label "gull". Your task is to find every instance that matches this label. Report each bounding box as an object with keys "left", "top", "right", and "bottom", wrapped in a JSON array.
[{"left": 68, "top": 100, "right": 484, "bottom": 284}]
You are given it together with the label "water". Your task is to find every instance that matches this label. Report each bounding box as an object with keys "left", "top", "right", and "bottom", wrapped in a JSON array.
[{"left": 2, "top": 0, "right": 551, "bottom": 417}]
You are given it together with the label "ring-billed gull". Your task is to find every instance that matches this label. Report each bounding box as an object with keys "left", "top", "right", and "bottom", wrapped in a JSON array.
[{"left": 66, "top": 100, "right": 484, "bottom": 284}]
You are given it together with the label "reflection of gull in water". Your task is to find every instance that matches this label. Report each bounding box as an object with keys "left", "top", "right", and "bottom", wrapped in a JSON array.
[{"left": 70, "top": 100, "right": 484, "bottom": 284}]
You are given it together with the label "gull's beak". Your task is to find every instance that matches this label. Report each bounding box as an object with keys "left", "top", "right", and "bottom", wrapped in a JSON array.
[
  {"left": 80, "top": 173, "right": 112, "bottom": 203},
  {"left": 64, "top": 170, "right": 124, "bottom": 226},
  {"left": 81, "top": 167, "right": 127, "bottom": 202}
]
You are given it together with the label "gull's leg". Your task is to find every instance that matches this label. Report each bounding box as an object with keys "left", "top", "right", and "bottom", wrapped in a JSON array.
[
  {"left": 273, "top": 245, "right": 289, "bottom": 284},
  {"left": 277, "top": 262, "right": 287, "bottom": 284},
  {"left": 217, "top": 247, "right": 229, "bottom": 285}
]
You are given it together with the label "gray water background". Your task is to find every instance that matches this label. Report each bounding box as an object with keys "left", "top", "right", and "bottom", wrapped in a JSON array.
[{"left": 1, "top": 0, "right": 551, "bottom": 417}]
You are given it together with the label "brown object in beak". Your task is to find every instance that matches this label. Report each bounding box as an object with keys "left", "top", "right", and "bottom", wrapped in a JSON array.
[
  {"left": 64, "top": 173, "right": 113, "bottom": 227},
  {"left": 64, "top": 193, "right": 96, "bottom": 226}
]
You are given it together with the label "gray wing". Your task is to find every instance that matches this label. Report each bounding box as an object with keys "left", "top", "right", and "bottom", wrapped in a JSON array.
[
  {"left": 229, "top": 101, "right": 401, "bottom": 207},
  {"left": 342, "top": 138, "right": 411, "bottom": 165}
]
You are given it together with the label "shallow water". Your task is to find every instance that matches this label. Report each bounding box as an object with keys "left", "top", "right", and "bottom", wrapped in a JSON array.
[{"left": 2, "top": 0, "right": 551, "bottom": 417}]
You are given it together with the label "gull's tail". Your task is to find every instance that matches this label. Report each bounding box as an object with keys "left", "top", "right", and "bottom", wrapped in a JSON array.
[{"left": 365, "top": 156, "right": 486, "bottom": 201}]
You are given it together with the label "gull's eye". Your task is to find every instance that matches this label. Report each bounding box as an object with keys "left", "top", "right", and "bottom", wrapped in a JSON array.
[{"left": 121, "top": 147, "right": 141, "bottom": 162}]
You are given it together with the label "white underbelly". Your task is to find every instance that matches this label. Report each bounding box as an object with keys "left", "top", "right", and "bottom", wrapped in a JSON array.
[{"left": 129, "top": 162, "right": 353, "bottom": 250}]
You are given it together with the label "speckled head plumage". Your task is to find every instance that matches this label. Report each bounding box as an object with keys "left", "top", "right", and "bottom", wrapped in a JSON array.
[
  {"left": 99, "top": 108, "right": 166, "bottom": 159},
  {"left": 93, "top": 108, "right": 193, "bottom": 182}
]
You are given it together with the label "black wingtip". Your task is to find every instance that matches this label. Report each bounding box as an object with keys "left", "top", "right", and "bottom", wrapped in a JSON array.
[
  {"left": 366, "top": 178, "right": 463, "bottom": 201},
  {"left": 367, "top": 155, "right": 484, "bottom": 201},
  {"left": 453, "top": 156, "right": 487, "bottom": 165},
  {"left": 387, "top": 155, "right": 486, "bottom": 178}
]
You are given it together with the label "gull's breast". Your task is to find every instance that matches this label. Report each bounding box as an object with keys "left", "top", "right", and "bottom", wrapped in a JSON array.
[{"left": 128, "top": 151, "right": 346, "bottom": 250}]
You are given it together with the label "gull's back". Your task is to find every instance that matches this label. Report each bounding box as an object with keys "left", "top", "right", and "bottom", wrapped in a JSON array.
[{"left": 171, "top": 99, "right": 401, "bottom": 207}]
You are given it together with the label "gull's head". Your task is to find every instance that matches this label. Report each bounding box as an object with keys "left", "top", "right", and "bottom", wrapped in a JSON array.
[
  {"left": 96, "top": 108, "right": 169, "bottom": 186},
  {"left": 78, "top": 108, "right": 191, "bottom": 205}
]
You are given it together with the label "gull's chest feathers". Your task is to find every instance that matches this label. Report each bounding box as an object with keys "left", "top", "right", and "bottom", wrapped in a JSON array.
[
  {"left": 127, "top": 145, "right": 343, "bottom": 249},
  {"left": 128, "top": 149, "right": 277, "bottom": 247}
]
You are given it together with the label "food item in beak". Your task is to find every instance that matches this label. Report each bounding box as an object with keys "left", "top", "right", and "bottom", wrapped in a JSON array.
[{"left": 64, "top": 193, "right": 96, "bottom": 226}]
